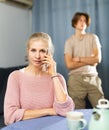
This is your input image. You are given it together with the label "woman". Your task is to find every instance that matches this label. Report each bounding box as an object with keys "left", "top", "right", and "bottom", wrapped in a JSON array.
[{"left": 4, "top": 32, "right": 75, "bottom": 125}]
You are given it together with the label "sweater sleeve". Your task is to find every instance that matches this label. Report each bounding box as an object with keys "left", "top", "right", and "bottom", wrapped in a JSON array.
[
  {"left": 53, "top": 97, "right": 75, "bottom": 116},
  {"left": 53, "top": 74, "right": 75, "bottom": 116},
  {"left": 4, "top": 71, "right": 25, "bottom": 125}
]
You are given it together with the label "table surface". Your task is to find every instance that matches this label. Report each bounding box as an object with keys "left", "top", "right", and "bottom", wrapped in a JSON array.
[{"left": 1, "top": 109, "right": 92, "bottom": 130}]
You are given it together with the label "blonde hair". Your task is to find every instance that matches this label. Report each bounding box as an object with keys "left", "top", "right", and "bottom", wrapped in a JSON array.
[{"left": 27, "top": 32, "right": 54, "bottom": 55}]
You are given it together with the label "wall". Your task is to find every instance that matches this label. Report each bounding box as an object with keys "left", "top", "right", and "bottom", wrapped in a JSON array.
[{"left": 0, "top": 2, "right": 32, "bottom": 67}]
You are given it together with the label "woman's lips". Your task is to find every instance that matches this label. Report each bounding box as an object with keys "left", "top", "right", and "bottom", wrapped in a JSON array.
[{"left": 33, "top": 60, "right": 42, "bottom": 64}]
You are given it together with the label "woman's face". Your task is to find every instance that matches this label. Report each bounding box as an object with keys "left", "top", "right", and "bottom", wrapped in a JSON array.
[
  {"left": 75, "top": 15, "right": 87, "bottom": 31},
  {"left": 27, "top": 39, "right": 48, "bottom": 67}
]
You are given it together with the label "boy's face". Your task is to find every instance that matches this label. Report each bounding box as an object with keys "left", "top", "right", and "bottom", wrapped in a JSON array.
[{"left": 75, "top": 15, "right": 87, "bottom": 31}]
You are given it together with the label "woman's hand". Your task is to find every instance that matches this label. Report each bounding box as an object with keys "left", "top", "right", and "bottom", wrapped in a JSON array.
[
  {"left": 23, "top": 108, "right": 57, "bottom": 120},
  {"left": 47, "top": 108, "right": 57, "bottom": 116},
  {"left": 42, "top": 54, "right": 57, "bottom": 75}
]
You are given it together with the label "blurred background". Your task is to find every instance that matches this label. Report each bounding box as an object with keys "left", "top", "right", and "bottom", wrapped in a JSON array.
[{"left": 0, "top": 0, "right": 109, "bottom": 99}]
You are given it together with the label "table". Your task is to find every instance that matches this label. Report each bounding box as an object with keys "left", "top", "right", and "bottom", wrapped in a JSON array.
[{"left": 1, "top": 109, "right": 92, "bottom": 130}]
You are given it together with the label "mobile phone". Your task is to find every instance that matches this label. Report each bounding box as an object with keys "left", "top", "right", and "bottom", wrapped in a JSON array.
[
  {"left": 42, "top": 49, "right": 50, "bottom": 71},
  {"left": 42, "top": 63, "right": 48, "bottom": 71}
]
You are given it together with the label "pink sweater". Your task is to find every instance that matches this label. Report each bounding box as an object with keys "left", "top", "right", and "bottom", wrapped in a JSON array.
[{"left": 4, "top": 70, "right": 74, "bottom": 125}]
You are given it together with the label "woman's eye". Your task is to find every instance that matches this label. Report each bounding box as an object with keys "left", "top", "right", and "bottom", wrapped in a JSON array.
[
  {"left": 40, "top": 49, "right": 47, "bottom": 53},
  {"left": 31, "top": 49, "right": 36, "bottom": 52}
]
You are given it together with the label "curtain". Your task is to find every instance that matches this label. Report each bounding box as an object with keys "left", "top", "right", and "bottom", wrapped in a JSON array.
[{"left": 32, "top": 0, "right": 109, "bottom": 99}]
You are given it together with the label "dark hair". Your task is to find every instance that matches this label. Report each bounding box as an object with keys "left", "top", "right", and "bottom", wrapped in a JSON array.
[{"left": 71, "top": 12, "right": 91, "bottom": 28}]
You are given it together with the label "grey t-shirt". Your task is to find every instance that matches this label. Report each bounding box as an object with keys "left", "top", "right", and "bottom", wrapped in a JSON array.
[{"left": 64, "top": 33, "right": 101, "bottom": 75}]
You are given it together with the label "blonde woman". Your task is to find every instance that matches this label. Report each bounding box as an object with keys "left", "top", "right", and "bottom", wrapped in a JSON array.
[{"left": 4, "top": 32, "right": 75, "bottom": 125}]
